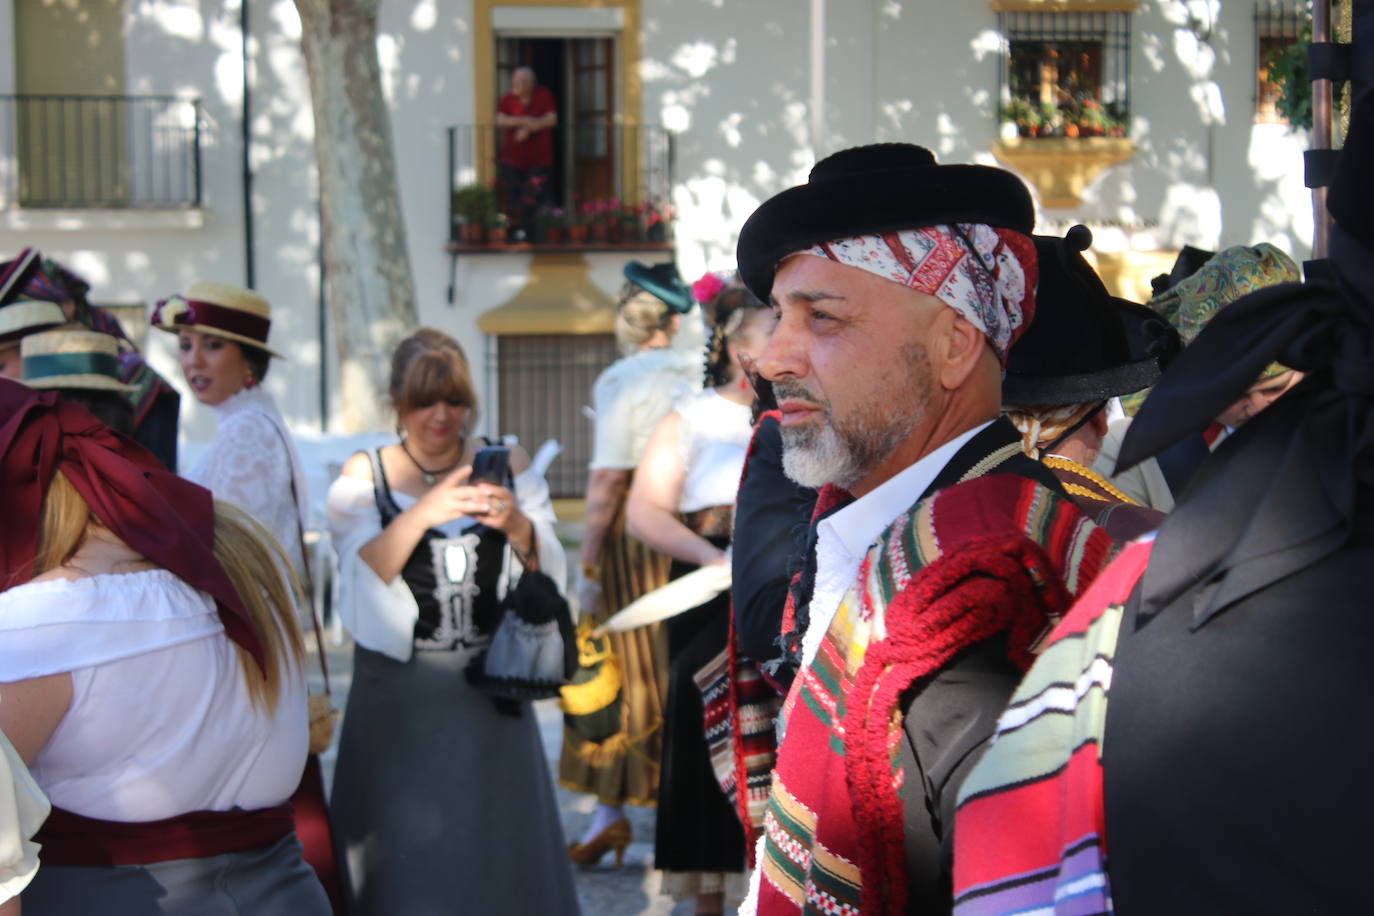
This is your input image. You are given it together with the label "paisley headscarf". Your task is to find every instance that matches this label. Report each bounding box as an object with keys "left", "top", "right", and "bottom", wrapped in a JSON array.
[{"left": 798, "top": 224, "right": 1037, "bottom": 361}]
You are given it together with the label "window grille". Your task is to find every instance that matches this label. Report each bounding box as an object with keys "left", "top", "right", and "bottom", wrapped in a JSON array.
[
  {"left": 1254, "top": 1, "right": 1308, "bottom": 124},
  {"left": 997, "top": 11, "right": 1131, "bottom": 138},
  {"left": 491, "top": 333, "right": 620, "bottom": 499}
]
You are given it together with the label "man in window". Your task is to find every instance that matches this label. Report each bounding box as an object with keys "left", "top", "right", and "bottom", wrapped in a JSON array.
[{"left": 496, "top": 67, "right": 557, "bottom": 240}]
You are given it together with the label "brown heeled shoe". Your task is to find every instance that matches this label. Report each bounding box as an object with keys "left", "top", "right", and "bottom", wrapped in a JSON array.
[{"left": 567, "top": 817, "right": 632, "bottom": 868}]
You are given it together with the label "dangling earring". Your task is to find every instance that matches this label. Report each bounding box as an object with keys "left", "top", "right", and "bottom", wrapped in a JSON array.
[{"left": 244, "top": 374, "right": 257, "bottom": 390}]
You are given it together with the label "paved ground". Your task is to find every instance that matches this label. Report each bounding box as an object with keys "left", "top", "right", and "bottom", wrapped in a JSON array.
[{"left": 306, "top": 634, "right": 702, "bottom": 916}]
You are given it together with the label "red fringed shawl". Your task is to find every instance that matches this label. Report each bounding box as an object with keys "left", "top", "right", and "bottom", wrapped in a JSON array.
[{"left": 756, "top": 474, "right": 1115, "bottom": 916}]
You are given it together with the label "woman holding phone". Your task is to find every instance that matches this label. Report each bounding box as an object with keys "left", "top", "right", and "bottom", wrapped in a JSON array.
[{"left": 324, "top": 328, "right": 578, "bottom": 915}]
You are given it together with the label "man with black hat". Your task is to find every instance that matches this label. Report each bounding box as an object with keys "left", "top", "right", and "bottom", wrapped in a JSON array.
[
  {"left": 1001, "top": 226, "right": 1179, "bottom": 541},
  {"left": 734, "top": 144, "right": 1116, "bottom": 916},
  {"left": 950, "top": 93, "right": 1374, "bottom": 914}
]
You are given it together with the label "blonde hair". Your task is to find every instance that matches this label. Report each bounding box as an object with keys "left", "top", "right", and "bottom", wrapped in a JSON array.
[
  {"left": 34, "top": 471, "right": 305, "bottom": 712},
  {"left": 614, "top": 285, "right": 676, "bottom": 354}
]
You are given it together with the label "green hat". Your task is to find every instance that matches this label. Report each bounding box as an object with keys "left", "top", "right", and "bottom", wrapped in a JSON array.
[{"left": 623, "top": 261, "right": 694, "bottom": 314}]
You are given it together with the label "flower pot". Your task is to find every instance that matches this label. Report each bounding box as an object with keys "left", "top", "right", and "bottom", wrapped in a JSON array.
[
  {"left": 488, "top": 227, "right": 508, "bottom": 245},
  {"left": 567, "top": 225, "right": 588, "bottom": 244},
  {"left": 546, "top": 227, "right": 565, "bottom": 245},
  {"left": 460, "top": 222, "right": 485, "bottom": 245},
  {"left": 590, "top": 223, "right": 608, "bottom": 243}
]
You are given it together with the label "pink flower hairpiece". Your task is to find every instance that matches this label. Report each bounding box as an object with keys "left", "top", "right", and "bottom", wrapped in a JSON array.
[{"left": 692, "top": 271, "right": 726, "bottom": 304}]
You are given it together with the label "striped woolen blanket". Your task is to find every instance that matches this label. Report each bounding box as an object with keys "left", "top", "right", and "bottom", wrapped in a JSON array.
[
  {"left": 756, "top": 474, "right": 1116, "bottom": 916},
  {"left": 952, "top": 537, "right": 1155, "bottom": 916}
]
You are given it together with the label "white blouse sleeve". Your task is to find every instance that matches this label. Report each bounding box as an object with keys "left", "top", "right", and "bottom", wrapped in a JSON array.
[
  {"left": 199, "top": 409, "right": 306, "bottom": 577},
  {"left": 512, "top": 465, "right": 568, "bottom": 600},
  {"left": 0, "top": 731, "right": 49, "bottom": 904},
  {"left": 325, "top": 473, "right": 418, "bottom": 663},
  {"left": 589, "top": 371, "right": 642, "bottom": 470}
]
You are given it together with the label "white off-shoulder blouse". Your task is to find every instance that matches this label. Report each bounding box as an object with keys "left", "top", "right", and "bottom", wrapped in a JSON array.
[
  {"left": 0, "top": 570, "right": 308, "bottom": 822},
  {"left": 326, "top": 458, "right": 568, "bottom": 663}
]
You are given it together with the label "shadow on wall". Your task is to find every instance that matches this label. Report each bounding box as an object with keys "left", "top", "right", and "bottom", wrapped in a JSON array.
[{"left": 638, "top": 0, "right": 1310, "bottom": 272}]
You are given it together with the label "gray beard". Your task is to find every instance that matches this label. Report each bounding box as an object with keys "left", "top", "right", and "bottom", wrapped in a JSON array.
[{"left": 775, "top": 344, "right": 931, "bottom": 491}]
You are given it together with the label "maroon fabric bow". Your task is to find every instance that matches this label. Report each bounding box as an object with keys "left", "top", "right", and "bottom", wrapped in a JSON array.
[{"left": 0, "top": 378, "right": 266, "bottom": 671}]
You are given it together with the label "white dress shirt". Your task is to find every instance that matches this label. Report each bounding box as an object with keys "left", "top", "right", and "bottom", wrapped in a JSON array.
[
  {"left": 799, "top": 420, "right": 992, "bottom": 668},
  {"left": 740, "top": 419, "right": 993, "bottom": 916}
]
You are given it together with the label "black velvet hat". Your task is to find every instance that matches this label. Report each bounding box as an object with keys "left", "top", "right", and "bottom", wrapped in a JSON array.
[
  {"left": 1003, "top": 225, "right": 1180, "bottom": 407},
  {"left": 623, "top": 261, "right": 694, "bottom": 315},
  {"left": 736, "top": 143, "right": 1035, "bottom": 301}
]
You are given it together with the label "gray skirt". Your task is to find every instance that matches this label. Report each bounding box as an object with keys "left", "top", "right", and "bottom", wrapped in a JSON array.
[
  {"left": 22, "top": 833, "right": 329, "bottom": 915},
  {"left": 330, "top": 644, "right": 580, "bottom": 916}
]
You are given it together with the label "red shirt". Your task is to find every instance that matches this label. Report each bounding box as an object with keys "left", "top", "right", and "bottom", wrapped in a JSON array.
[{"left": 497, "top": 86, "right": 555, "bottom": 170}]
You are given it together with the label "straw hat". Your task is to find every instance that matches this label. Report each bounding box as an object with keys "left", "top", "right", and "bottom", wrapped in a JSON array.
[
  {"left": 151, "top": 281, "right": 283, "bottom": 358},
  {"left": 21, "top": 327, "right": 133, "bottom": 392},
  {"left": 0, "top": 300, "right": 66, "bottom": 345}
]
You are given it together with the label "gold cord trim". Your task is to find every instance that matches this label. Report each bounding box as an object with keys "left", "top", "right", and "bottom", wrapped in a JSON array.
[
  {"left": 1042, "top": 455, "right": 1138, "bottom": 505},
  {"left": 959, "top": 442, "right": 1025, "bottom": 482}
]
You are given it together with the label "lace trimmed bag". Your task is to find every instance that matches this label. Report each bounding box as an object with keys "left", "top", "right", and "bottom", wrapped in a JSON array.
[{"left": 466, "top": 564, "right": 577, "bottom": 701}]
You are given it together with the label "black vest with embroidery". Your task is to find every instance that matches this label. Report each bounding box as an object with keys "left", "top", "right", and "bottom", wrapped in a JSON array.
[{"left": 368, "top": 449, "right": 506, "bottom": 650}]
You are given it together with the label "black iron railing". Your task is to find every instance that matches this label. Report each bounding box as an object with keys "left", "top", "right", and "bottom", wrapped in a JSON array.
[
  {"left": 0, "top": 94, "right": 202, "bottom": 208},
  {"left": 997, "top": 11, "right": 1132, "bottom": 139},
  {"left": 446, "top": 121, "right": 674, "bottom": 246}
]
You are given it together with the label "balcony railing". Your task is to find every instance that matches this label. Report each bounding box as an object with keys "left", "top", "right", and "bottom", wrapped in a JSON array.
[
  {"left": 446, "top": 121, "right": 674, "bottom": 249},
  {"left": 0, "top": 94, "right": 202, "bottom": 209}
]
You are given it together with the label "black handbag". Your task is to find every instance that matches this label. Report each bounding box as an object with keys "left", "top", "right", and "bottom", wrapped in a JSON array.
[{"left": 466, "top": 566, "right": 577, "bottom": 701}]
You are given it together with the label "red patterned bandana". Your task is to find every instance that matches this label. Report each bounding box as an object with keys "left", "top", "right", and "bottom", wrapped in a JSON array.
[{"left": 801, "top": 224, "right": 1037, "bottom": 361}]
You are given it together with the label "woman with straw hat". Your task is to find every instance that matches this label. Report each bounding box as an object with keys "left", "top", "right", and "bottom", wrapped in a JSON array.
[
  {"left": 152, "top": 282, "right": 310, "bottom": 586},
  {"left": 0, "top": 300, "right": 66, "bottom": 381}
]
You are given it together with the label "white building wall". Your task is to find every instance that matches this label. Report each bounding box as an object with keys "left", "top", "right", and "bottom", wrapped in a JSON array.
[{"left": 0, "top": 0, "right": 1318, "bottom": 452}]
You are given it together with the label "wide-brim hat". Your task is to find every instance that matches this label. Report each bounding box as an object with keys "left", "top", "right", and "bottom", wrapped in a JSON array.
[
  {"left": 0, "top": 300, "right": 67, "bottom": 345},
  {"left": 623, "top": 261, "right": 694, "bottom": 315},
  {"left": 1003, "top": 226, "right": 1179, "bottom": 407},
  {"left": 0, "top": 247, "right": 41, "bottom": 308},
  {"left": 736, "top": 143, "right": 1035, "bottom": 301},
  {"left": 21, "top": 326, "right": 133, "bottom": 392},
  {"left": 151, "top": 281, "right": 283, "bottom": 358}
]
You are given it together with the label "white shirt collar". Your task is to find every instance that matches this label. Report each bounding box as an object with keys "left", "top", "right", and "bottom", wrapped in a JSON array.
[{"left": 819, "top": 419, "right": 994, "bottom": 560}]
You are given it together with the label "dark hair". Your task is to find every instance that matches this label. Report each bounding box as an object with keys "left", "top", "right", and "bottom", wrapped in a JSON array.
[
  {"left": 389, "top": 328, "right": 479, "bottom": 422},
  {"left": 240, "top": 343, "right": 271, "bottom": 383},
  {"left": 56, "top": 388, "right": 135, "bottom": 436},
  {"left": 703, "top": 284, "right": 769, "bottom": 387}
]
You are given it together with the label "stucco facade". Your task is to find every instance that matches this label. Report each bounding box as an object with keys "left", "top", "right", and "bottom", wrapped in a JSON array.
[{"left": 0, "top": 0, "right": 1315, "bottom": 449}]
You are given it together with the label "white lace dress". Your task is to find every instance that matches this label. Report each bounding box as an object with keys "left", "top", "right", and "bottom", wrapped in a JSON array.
[{"left": 186, "top": 387, "right": 309, "bottom": 583}]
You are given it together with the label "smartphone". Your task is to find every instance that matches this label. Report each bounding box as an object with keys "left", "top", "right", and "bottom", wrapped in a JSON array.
[{"left": 470, "top": 445, "right": 511, "bottom": 485}]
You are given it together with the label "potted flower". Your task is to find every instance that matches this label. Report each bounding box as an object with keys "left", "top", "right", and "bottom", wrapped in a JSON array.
[
  {"left": 618, "top": 202, "right": 644, "bottom": 242},
  {"left": 1077, "top": 99, "right": 1108, "bottom": 137},
  {"left": 999, "top": 98, "right": 1035, "bottom": 139},
  {"left": 487, "top": 211, "right": 510, "bottom": 245},
  {"left": 452, "top": 183, "right": 496, "bottom": 244},
  {"left": 568, "top": 194, "right": 592, "bottom": 243},
  {"left": 534, "top": 205, "right": 568, "bottom": 244},
  {"left": 583, "top": 197, "right": 612, "bottom": 243}
]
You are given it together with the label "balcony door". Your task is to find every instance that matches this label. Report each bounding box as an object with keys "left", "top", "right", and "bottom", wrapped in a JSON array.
[{"left": 495, "top": 35, "right": 617, "bottom": 211}]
